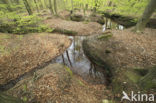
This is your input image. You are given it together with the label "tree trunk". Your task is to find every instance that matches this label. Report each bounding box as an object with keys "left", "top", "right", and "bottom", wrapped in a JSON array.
[
  {"left": 136, "top": 0, "right": 156, "bottom": 32},
  {"left": 53, "top": 0, "right": 57, "bottom": 15},
  {"left": 23, "top": 0, "right": 33, "bottom": 15},
  {"left": 49, "top": 0, "right": 54, "bottom": 15},
  {"left": 71, "top": 0, "right": 73, "bottom": 11},
  {"left": 0, "top": 92, "right": 24, "bottom": 103},
  {"left": 38, "top": 0, "right": 44, "bottom": 9},
  {"left": 34, "top": 0, "right": 39, "bottom": 13},
  {"left": 44, "top": 0, "right": 48, "bottom": 8}
]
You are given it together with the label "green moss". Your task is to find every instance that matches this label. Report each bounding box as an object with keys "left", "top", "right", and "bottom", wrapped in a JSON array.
[
  {"left": 97, "top": 33, "right": 113, "bottom": 40},
  {"left": 0, "top": 34, "right": 11, "bottom": 39},
  {"left": 102, "top": 99, "right": 115, "bottom": 103},
  {"left": 77, "top": 80, "right": 85, "bottom": 86},
  {"left": 64, "top": 66, "right": 73, "bottom": 77},
  {"left": 0, "top": 14, "right": 52, "bottom": 34},
  {"left": 17, "top": 35, "right": 24, "bottom": 40},
  {"left": 126, "top": 70, "right": 142, "bottom": 83}
]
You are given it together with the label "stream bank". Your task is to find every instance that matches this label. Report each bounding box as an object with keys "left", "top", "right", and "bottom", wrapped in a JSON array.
[
  {"left": 1, "top": 10, "right": 156, "bottom": 103},
  {"left": 82, "top": 28, "right": 156, "bottom": 102},
  {"left": 1, "top": 15, "right": 125, "bottom": 103},
  {"left": 0, "top": 33, "right": 71, "bottom": 90},
  {"left": 99, "top": 11, "right": 156, "bottom": 29}
]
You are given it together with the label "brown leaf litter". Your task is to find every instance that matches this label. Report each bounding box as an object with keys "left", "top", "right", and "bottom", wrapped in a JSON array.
[{"left": 0, "top": 33, "right": 71, "bottom": 85}]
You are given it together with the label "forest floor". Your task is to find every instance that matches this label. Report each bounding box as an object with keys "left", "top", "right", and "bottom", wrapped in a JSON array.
[
  {"left": 6, "top": 63, "right": 113, "bottom": 103},
  {"left": 44, "top": 17, "right": 102, "bottom": 35},
  {"left": 41, "top": 10, "right": 103, "bottom": 36},
  {"left": 111, "top": 28, "right": 156, "bottom": 68},
  {"left": 0, "top": 33, "right": 71, "bottom": 85},
  {"left": 0, "top": 10, "right": 156, "bottom": 103}
]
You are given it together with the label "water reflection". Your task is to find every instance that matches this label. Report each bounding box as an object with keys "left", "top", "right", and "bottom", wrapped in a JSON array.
[
  {"left": 52, "top": 18, "right": 124, "bottom": 84},
  {"left": 102, "top": 18, "right": 124, "bottom": 32},
  {"left": 53, "top": 36, "right": 90, "bottom": 74},
  {"left": 52, "top": 36, "right": 106, "bottom": 83}
]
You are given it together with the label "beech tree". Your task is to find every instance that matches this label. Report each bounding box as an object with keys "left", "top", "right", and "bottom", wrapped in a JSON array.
[
  {"left": 34, "top": 0, "right": 39, "bottom": 13},
  {"left": 136, "top": 0, "right": 156, "bottom": 32},
  {"left": 23, "top": 0, "right": 33, "bottom": 15},
  {"left": 49, "top": 0, "right": 54, "bottom": 14},
  {"left": 54, "top": 0, "right": 57, "bottom": 15}
]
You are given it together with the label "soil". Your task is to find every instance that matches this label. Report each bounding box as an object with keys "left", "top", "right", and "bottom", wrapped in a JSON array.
[
  {"left": 1, "top": 10, "right": 156, "bottom": 103},
  {"left": 0, "top": 33, "right": 71, "bottom": 86},
  {"left": 82, "top": 28, "right": 156, "bottom": 101},
  {"left": 83, "top": 28, "right": 156, "bottom": 70},
  {"left": 5, "top": 63, "right": 112, "bottom": 103},
  {"left": 44, "top": 18, "right": 102, "bottom": 36}
]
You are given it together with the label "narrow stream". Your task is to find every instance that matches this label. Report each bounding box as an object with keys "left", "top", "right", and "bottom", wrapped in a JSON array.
[
  {"left": 0, "top": 17, "right": 124, "bottom": 91},
  {"left": 52, "top": 19, "right": 124, "bottom": 83}
]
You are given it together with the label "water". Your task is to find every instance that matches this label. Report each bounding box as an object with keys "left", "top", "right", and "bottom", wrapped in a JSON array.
[
  {"left": 102, "top": 18, "right": 124, "bottom": 32},
  {"left": 52, "top": 36, "right": 91, "bottom": 75},
  {"left": 52, "top": 36, "right": 107, "bottom": 84},
  {"left": 52, "top": 18, "right": 125, "bottom": 84},
  {"left": 52, "top": 18, "right": 124, "bottom": 77},
  {"left": 0, "top": 18, "right": 124, "bottom": 91}
]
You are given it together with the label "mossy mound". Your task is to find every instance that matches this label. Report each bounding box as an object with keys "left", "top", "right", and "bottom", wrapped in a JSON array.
[
  {"left": 82, "top": 29, "right": 156, "bottom": 101},
  {"left": 70, "top": 14, "right": 84, "bottom": 22}
]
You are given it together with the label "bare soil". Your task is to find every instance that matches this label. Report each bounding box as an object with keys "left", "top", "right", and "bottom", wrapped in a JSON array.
[{"left": 0, "top": 33, "right": 71, "bottom": 85}]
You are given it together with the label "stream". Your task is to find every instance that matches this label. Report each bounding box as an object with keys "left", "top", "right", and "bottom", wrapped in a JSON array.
[
  {"left": 52, "top": 18, "right": 124, "bottom": 83},
  {"left": 0, "top": 17, "right": 124, "bottom": 91}
]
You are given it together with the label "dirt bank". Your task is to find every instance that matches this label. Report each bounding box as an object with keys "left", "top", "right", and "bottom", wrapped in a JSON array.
[
  {"left": 44, "top": 18, "right": 102, "bottom": 36},
  {"left": 0, "top": 33, "right": 71, "bottom": 86},
  {"left": 5, "top": 63, "right": 112, "bottom": 103},
  {"left": 100, "top": 11, "right": 156, "bottom": 29},
  {"left": 83, "top": 28, "right": 156, "bottom": 102},
  {"left": 83, "top": 28, "right": 156, "bottom": 70}
]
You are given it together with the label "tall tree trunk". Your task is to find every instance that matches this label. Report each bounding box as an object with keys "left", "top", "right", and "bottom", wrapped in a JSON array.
[
  {"left": 44, "top": 0, "right": 48, "bottom": 8},
  {"left": 93, "top": 0, "right": 98, "bottom": 15},
  {"left": 53, "top": 0, "right": 57, "bottom": 15},
  {"left": 71, "top": 0, "right": 73, "bottom": 11},
  {"left": 136, "top": 0, "right": 156, "bottom": 32},
  {"left": 34, "top": 0, "right": 39, "bottom": 13},
  {"left": 23, "top": 0, "right": 33, "bottom": 15},
  {"left": 49, "top": 0, "right": 54, "bottom": 15},
  {"left": 38, "top": 0, "right": 44, "bottom": 9}
]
